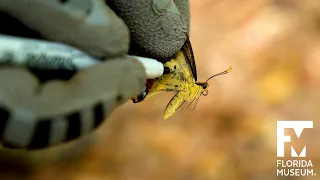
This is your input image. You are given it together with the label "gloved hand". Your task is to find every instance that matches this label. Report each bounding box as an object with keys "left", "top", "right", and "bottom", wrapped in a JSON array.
[{"left": 0, "top": 0, "right": 190, "bottom": 150}]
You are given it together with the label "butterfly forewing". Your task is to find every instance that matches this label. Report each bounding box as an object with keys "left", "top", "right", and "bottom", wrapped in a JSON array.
[{"left": 181, "top": 36, "right": 197, "bottom": 81}]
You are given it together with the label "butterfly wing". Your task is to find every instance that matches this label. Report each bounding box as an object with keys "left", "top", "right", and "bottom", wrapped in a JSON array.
[
  {"left": 132, "top": 60, "right": 185, "bottom": 103},
  {"left": 132, "top": 37, "right": 197, "bottom": 103},
  {"left": 181, "top": 36, "right": 197, "bottom": 81},
  {"left": 163, "top": 91, "right": 186, "bottom": 119}
]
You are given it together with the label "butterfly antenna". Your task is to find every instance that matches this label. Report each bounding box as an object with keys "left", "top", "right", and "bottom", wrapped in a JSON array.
[
  {"left": 193, "top": 97, "right": 200, "bottom": 111},
  {"left": 205, "top": 66, "right": 232, "bottom": 83}
]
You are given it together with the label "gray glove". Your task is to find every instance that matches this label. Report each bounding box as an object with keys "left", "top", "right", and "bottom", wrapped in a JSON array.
[{"left": 0, "top": 0, "right": 190, "bottom": 150}]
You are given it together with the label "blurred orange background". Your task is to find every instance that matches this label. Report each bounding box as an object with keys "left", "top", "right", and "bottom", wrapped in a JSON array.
[{"left": 1, "top": 0, "right": 320, "bottom": 180}]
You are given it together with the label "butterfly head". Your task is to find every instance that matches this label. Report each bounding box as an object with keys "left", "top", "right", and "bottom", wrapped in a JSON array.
[
  {"left": 196, "top": 66, "right": 232, "bottom": 96},
  {"left": 195, "top": 82, "right": 209, "bottom": 96},
  {"left": 202, "top": 82, "right": 209, "bottom": 89}
]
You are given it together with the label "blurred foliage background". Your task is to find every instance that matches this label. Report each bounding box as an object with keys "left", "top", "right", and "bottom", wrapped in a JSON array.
[{"left": 1, "top": 0, "right": 320, "bottom": 180}]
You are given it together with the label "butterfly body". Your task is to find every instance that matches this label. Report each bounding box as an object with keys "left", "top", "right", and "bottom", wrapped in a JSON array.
[{"left": 132, "top": 37, "right": 231, "bottom": 119}]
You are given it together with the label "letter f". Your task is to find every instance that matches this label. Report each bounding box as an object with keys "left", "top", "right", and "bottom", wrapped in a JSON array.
[{"left": 277, "top": 121, "right": 291, "bottom": 157}]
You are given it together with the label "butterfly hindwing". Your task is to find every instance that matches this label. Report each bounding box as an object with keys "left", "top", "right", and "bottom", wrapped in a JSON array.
[
  {"left": 163, "top": 91, "right": 186, "bottom": 119},
  {"left": 132, "top": 37, "right": 198, "bottom": 107},
  {"left": 141, "top": 58, "right": 187, "bottom": 100},
  {"left": 132, "top": 70, "right": 184, "bottom": 103}
]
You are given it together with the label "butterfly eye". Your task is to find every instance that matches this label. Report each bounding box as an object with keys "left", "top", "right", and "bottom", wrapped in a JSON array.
[
  {"left": 202, "top": 83, "right": 208, "bottom": 89},
  {"left": 202, "top": 89, "right": 208, "bottom": 96}
]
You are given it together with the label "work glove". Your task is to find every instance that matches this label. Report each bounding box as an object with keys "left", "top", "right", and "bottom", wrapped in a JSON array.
[{"left": 0, "top": 0, "right": 190, "bottom": 150}]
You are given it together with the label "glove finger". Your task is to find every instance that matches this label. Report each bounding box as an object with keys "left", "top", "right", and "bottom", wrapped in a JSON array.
[
  {"left": 0, "top": 57, "right": 146, "bottom": 150},
  {"left": 174, "top": 0, "right": 190, "bottom": 34},
  {"left": 106, "top": 0, "right": 188, "bottom": 60},
  {"left": 0, "top": 0, "right": 129, "bottom": 58}
]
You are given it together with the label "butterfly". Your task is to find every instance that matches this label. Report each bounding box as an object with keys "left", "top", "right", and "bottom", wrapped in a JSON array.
[{"left": 132, "top": 37, "right": 232, "bottom": 119}]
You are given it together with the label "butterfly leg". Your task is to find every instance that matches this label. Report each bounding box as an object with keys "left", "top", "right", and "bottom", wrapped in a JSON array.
[
  {"left": 178, "top": 100, "right": 186, "bottom": 112},
  {"left": 193, "top": 97, "right": 200, "bottom": 110},
  {"left": 185, "top": 97, "right": 197, "bottom": 110}
]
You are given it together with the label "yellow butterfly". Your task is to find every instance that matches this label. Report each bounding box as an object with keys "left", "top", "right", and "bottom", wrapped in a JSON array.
[{"left": 133, "top": 37, "right": 232, "bottom": 119}]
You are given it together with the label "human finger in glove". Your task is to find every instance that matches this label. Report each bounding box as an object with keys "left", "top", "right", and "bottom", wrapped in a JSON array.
[{"left": 0, "top": 0, "right": 190, "bottom": 150}]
